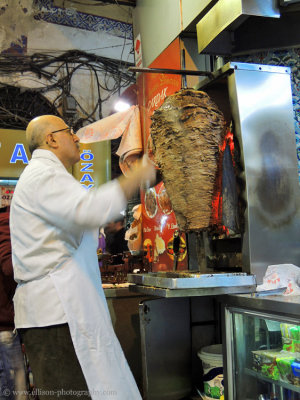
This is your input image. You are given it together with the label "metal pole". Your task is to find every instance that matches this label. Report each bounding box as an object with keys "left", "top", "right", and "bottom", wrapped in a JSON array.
[{"left": 128, "top": 66, "right": 214, "bottom": 78}]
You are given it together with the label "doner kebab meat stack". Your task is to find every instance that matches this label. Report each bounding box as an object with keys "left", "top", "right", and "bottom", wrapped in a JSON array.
[{"left": 150, "top": 89, "right": 226, "bottom": 231}]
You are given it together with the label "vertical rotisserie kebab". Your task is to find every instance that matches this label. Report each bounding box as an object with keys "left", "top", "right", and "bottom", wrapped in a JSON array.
[{"left": 150, "top": 89, "right": 226, "bottom": 231}]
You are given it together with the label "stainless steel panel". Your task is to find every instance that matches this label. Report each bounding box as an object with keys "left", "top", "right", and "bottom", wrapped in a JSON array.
[
  {"left": 223, "top": 307, "right": 235, "bottom": 400},
  {"left": 139, "top": 298, "right": 191, "bottom": 399},
  {"left": 197, "top": 62, "right": 300, "bottom": 285},
  {"left": 181, "top": 0, "right": 215, "bottom": 31},
  {"left": 222, "top": 294, "right": 300, "bottom": 317},
  {"left": 227, "top": 63, "right": 300, "bottom": 284},
  {"left": 105, "top": 291, "right": 151, "bottom": 391},
  {"left": 196, "top": 0, "right": 280, "bottom": 54},
  {"left": 130, "top": 284, "right": 256, "bottom": 298},
  {"left": 128, "top": 271, "right": 256, "bottom": 289}
]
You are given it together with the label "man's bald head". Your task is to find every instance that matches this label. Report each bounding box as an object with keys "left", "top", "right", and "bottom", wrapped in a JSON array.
[{"left": 26, "top": 115, "right": 67, "bottom": 154}]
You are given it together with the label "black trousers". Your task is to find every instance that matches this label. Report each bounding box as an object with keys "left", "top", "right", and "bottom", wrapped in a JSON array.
[{"left": 19, "top": 324, "right": 91, "bottom": 400}]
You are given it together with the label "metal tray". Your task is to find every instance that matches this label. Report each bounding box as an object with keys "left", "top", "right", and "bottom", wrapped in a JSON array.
[{"left": 127, "top": 271, "right": 256, "bottom": 290}]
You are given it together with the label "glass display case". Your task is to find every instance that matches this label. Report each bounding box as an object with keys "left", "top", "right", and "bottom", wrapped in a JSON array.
[{"left": 222, "top": 294, "right": 300, "bottom": 400}]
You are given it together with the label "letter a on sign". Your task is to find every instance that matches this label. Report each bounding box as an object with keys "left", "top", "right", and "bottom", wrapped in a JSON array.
[{"left": 10, "top": 144, "right": 29, "bottom": 164}]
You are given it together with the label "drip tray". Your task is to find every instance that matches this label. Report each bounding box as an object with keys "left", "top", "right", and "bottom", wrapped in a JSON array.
[{"left": 127, "top": 271, "right": 256, "bottom": 290}]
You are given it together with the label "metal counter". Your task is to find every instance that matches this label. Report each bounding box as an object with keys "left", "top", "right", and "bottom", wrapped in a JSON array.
[
  {"left": 103, "top": 285, "right": 147, "bottom": 298},
  {"left": 128, "top": 272, "right": 256, "bottom": 297},
  {"left": 222, "top": 293, "right": 300, "bottom": 317},
  {"left": 129, "top": 283, "right": 255, "bottom": 297}
]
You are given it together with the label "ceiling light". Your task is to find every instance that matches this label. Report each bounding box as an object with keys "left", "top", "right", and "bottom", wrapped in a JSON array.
[{"left": 114, "top": 100, "right": 131, "bottom": 112}]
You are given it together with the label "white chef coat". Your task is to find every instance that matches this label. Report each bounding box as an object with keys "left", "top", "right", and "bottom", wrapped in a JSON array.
[
  {"left": 10, "top": 149, "right": 142, "bottom": 399},
  {"left": 10, "top": 149, "right": 126, "bottom": 328}
]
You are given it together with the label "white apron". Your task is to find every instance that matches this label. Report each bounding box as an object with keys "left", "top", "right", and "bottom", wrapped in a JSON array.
[{"left": 49, "top": 230, "right": 142, "bottom": 400}]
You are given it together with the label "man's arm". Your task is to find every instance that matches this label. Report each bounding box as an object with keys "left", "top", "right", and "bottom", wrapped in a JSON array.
[{"left": 118, "top": 156, "right": 156, "bottom": 200}]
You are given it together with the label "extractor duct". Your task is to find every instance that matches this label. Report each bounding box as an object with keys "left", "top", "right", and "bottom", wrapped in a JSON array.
[{"left": 196, "top": 0, "right": 300, "bottom": 55}]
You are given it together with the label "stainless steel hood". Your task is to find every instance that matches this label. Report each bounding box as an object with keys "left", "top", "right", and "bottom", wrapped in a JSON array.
[{"left": 195, "top": 0, "right": 300, "bottom": 55}]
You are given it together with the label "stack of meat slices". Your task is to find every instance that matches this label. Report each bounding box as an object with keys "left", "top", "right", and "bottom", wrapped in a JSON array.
[{"left": 150, "top": 89, "right": 226, "bottom": 231}]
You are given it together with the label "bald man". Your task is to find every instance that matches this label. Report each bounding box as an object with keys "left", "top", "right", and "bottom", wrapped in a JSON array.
[{"left": 10, "top": 115, "right": 155, "bottom": 400}]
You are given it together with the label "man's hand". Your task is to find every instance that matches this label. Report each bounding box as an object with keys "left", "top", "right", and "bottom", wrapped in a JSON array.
[{"left": 118, "top": 155, "right": 156, "bottom": 200}]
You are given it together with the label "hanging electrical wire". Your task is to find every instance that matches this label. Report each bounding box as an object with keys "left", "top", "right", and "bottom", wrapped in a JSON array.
[{"left": 0, "top": 49, "right": 136, "bottom": 128}]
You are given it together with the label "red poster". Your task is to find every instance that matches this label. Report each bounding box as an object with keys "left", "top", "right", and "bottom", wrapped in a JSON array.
[{"left": 137, "top": 39, "right": 188, "bottom": 271}]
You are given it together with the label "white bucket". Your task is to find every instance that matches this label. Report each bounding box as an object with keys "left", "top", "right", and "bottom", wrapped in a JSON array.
[{"left": 197, "top": 344, "right": 224, "bottom": 400}]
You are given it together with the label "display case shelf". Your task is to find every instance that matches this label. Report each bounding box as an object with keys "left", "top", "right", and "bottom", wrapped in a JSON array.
[{"left": 245, "top": 368, "right": 300, "bottom": 393}]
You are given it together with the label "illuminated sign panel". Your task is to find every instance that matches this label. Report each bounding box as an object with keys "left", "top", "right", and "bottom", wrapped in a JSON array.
[
  {"left": 0, "top": 129, "right": 30, "bottom": 178},
  {"left": 0, "top": 129, "right": 111, "bottom": 189},
  {"left": 72, "top": 142, "right": 111, "bottom": 189}
]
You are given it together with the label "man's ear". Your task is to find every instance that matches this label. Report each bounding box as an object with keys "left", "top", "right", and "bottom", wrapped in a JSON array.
[{"left": 45, "top": 133, "right": 58, "bottom": 149}]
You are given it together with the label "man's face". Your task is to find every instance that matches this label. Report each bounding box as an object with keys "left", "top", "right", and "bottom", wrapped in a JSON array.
[{"left": 51, "top": 124, "right": 81, "bottom": 167}]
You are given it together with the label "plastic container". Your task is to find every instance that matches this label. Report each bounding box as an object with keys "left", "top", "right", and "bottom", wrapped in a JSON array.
[{"left": 197, "top": 344, "right": 224, "bottom": 400}]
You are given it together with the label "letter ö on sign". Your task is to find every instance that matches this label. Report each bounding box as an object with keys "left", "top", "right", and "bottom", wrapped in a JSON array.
[{"left": 80, "top": 150, "right": 94, "bottom": 161}]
